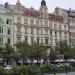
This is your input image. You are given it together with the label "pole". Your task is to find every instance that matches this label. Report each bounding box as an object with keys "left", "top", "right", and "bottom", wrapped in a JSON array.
[
  {"left": 65, "top": 59, "right": 67, "bottom": 75},
  {"left": 53, "top": 62, "right": 56, "bottom": 75}
]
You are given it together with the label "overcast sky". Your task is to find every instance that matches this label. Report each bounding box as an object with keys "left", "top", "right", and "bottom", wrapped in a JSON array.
[{"left": 1, "top": 0, "right": 75, "bottom": 13}]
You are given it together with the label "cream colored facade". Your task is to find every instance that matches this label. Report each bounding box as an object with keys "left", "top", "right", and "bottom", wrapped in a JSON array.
[
  {"left": 13, "top": 0, "right": 69, "bottom": 47},
  {"left": 54, "top": 7, "right": 75, "bottom": 46},
  {"left": 0, "top": 0, "right": 69, "bottom": 47}
]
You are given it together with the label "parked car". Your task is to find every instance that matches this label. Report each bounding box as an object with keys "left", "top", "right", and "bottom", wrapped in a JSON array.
[{"left": 4, "top": 65, "right": 12, "bottom": 70}]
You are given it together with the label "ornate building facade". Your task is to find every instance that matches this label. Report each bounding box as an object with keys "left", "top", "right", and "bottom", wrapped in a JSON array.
[
  {"left": 0, "top": 3, "right": 14, "bottom": 47},
  {"left": 54, "top": 7, "right": 75, "bottom": 46},
  {"left": 0, "top": 0, "right": 69, "bottom": 48}
]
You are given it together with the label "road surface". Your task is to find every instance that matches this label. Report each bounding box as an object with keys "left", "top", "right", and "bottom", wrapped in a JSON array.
[{"left": 46, "top": 72, "right": 75, "bottom": 75}]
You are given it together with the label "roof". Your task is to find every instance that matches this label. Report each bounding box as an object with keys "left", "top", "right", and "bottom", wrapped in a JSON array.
[
  {"left": 23, "top": 8, "right": 63, "bottom": 22},
  {"left": 49, "top": 14, "right": 63, "bottom": 22},
  {"left": 0, "top": 2, "right": 63, "bottom": 22},
  {"left": 23, "top": 8, "right": 40, "bottom": 17}
]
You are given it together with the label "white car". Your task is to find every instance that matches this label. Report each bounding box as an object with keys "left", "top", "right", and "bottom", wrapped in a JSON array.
[{"left": 4, "top": 65, "right": 12, "bottom": 70}]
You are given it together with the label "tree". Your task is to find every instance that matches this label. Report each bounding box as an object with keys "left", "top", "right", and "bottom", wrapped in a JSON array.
[
  {"left": 0, "top": 44, "right": 16, "bottom": 66},
  {"left": 55, "top": 40, "right": 72, "bottom": 60},
  {"left": 16, "top": 40, "right": 29, "bottom": 64},
  {"left": 0, "top": 47, "right": 4, "bottom": 58},
  {"left": 32, "top": 42, "right": 47, "bottom": 64},
  {"left": 3, "top": 44, "right": 15, "bottom": 60},
  {"left": 49, "top": 49, "right": 57, "bottom": 62},
  {"left": 70, "top": 47, "right": 75, "bottom": 59}
]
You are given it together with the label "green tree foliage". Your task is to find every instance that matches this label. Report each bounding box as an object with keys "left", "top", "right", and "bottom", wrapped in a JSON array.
[
  {"left": 70, "top": 47, "right": 75, "bottom": 59},
  {"left": 55, "top": 40, "right": 72, "bottom": 59},
  {"left": 32, "top": 42, "right": 46, "bottom": 60},
  {"left": 3, "top": 44, "right": 15, "bottom": 60},
  {"left": 49, "top": 50, "right": 57, "bottom": 61},
  {"left": 16, "top": 40, "right": 29, "bottom": 60},
  {"left": 0, "top": 47, "right": 4, "bottom": 58}
]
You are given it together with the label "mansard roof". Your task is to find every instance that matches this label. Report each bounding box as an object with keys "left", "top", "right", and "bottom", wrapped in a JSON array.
[
  {"left": 0, "top": 2, "right": 63, "bottom": 22},
  {"left": 23, "top": 8, "right": 63, "bottom": 22},
  {"left": 49, "top": 14, "right": 63, "bottom": 22},
  {"left": 23, "top": 8, "right": 40, "bottom": 17}
]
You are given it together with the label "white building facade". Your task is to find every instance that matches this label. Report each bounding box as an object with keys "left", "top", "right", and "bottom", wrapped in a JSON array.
[
  {"left": 13, "top": 0, "right": 69, "bottom": 47},
  {"left": 54, "top": 7, "right": 75, "bottom": 46},
  {"left": 0, "top": 0, "right": 69, "bottom": 48},
  {"left": 0, "top": 4, "right": 14, "bottom": 46}
]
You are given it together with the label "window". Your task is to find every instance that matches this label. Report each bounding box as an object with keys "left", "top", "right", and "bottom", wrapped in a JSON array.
[
  {"left": 54, "top": 24, "right": 57, "bottom": 29},
  {"left": 0, "top": 27, "right": 3, "bottom": 34},
  {"left": 6, "top": 19, "right": 9, "bottom": 24},
  {"left": 25, "top": 28, "right": 27, "bottom": 33},
  {"left": 36, "top": 21, "right": 39, "bottom": 25},
  {"left": 37, "top": 29, "right": 39, "bottom": 34},
  {"left": 64, "top": 32, "right": 67, "bottom": 38},
  {"left": 31, "top": 28, "right": 33, "bottom": 34},
  {"left": 7, "top": 28, "right": 11, "bottom": 35},
  {"left": 0, "top": 18, "right": 3, "bottom": 24},
  {"left": 9, "top": 19, "right": 12, "bottom": 25},
  {"left": 50, "top": 31, "right": 52, "bottom": 36},
  {"left": 45, "top": 29, "right": 48, "bottom": 35},
  {"left": 17, "top": 27, "right": 21, "bottom": 32},
  {"left": 59, "top": 32, "right": 61, "bottom": 37},
  {"left": 6, "top": 19, "right": 12, "bottom": 25},
  {"left": 25, "top": 37, "right": 28, "bottom": 42},
  {"left": 7, "top": 39, "right": 11, "bottom": 44},
  {"left": 40, "top": 21, "right": 42, "bottom": 25},
  {"left": 49, "top": 23, "right": 52, "bottom": 28},
  {"left": 55, "top": 32, "right": 57, "bottom": 37},
  {"left": 37, "top": 37, "right": 40, "bottom": 43},
  {"left": 24, "top": 19, "right": 28, "bottom": 24},
  {"left": 45, "top": 37, "right": 49, "bottom": 44},
  {"left": 41, "top": 29, "right": 43, "bottom": 34},
  {"left": 30, "top": 20, "right": 34, "bottom": 25},
  {"left": 59, "top": 25, "right": 61, "bottom": 30},
  {"left": 64, "top": 25, "right": 67, "bottom": 31},
  {"left": 0, "top": 37, "right": 3, "bottom": 45},
  {"left": 50, "top": 42, "right": 53, "bottom": 46},
  {"left": 31, "top": 37, "right": 33, "bottom": 44},
  {"left": 44, "top": 21, "right": 48, "bottom": 26}
]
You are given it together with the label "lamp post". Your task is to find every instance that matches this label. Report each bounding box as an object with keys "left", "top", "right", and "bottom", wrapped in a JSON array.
[
  {"left": 65, "top": 59, "right": 68, "bottom": 75},
  {"left": 64, "top": 55, "right": 68, "bottom": 75},
  {"left": 53, "top": 61, "right": 56, "bottom": 75}
]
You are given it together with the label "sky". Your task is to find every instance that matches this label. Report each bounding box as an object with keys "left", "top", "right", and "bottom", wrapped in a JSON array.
[{"left": 1, "top": 0, "right": 75, "bottom": 13}]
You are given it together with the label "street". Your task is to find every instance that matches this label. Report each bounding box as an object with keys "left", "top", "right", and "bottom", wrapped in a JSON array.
[{"left": 46, "top": 72, "right": 75, "bottom": 75}]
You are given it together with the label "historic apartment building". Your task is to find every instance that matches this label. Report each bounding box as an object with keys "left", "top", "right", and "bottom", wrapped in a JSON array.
[
  {"left": 0, "top": 4, "right": 14, "bottom": 47},
  {"left": 54, "top": 7, "right": 75, "bottom": 46},
  {"left": 0, "top": 0, "right": 69, "bottom": 47}
]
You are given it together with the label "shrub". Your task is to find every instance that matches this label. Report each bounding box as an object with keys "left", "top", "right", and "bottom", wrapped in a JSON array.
[
  {"left": 12, "top": 65, "right": 28, "bottom": 75},
  {"left": 57, "top": 64, "right": 74, "bottom": 73},
  {"left": 0, "top": 66, "right": 6, "bottom": 75},
  {"left": 41, "top": 64, "right": 54, "bottom": 73}
]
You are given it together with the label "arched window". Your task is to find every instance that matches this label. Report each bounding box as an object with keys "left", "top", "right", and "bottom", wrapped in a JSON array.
[{"left": 0, "top": 18, "right": 3, "bottom": 24}]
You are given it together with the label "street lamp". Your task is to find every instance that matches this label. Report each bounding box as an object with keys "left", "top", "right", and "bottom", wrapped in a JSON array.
[{"left": 53, "top": 61, "right": 56, "bottom": 75}]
